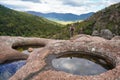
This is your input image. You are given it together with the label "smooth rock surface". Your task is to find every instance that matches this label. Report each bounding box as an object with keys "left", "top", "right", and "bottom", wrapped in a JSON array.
[
  {"left": 0, "top": 36, "right": 52, "bottom": 64},
  {"left": 0, "top": 35, "right": 120, "bottom": 80}
]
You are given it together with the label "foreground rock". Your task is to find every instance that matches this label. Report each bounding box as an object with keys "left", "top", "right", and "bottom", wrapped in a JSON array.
[
  {"left": 0, "top": 36, "right": 52, "bottom": 64},
  {"left": 0, "top": 35, "right": 120, "bottom": 80},
  {"left": 4, "top": 34, "right": 119, "bottom": 80}
]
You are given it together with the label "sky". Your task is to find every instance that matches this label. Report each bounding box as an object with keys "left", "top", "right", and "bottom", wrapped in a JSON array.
[{"left": 0, "top": 0, "right": 120, "bottom": 15}]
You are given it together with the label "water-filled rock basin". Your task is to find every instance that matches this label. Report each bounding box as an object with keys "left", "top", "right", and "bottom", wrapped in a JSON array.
[
  {"left": 13, "top": 45, "right": 44, "bottom": 54},
  {"left": 0, "top": 60, "right": 26, "bottom": 80},
  {"left": 47, "top": 51, "right": 114, "bottom": 75},
  {"left": 0, "top": 45, "right": 44, "bottom": 80}
]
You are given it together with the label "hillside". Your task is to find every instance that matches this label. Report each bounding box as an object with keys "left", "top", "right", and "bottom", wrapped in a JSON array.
[
  {"left": 0, "top": 5, "right": 63, "bottom": 39},
  {"left": 56, "top": 2, "right": 120, "bottom": 39},
  {"left": 27, "top": 11, "right": 94, "bottom": 21},
  {"left": 75, "top": 2, "right": 120, "bottom": 35},
  {"left": 1, "top": 2, "right": 120, "bottom": 40}
]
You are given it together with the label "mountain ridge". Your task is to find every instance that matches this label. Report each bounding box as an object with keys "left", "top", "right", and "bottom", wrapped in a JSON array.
[{"left": 27, "top": 11, "right": 94, "bottom": 21}]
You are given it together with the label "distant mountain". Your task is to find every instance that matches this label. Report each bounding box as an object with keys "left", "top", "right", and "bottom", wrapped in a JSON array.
[
  {"left": 0, "top": 5, "right": 63, "bottom": 39},
  {"left": 27, "top": 11, "right": 94, "bottom": 21}
]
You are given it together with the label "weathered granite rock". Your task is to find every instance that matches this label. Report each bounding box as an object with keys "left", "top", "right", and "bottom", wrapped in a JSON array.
[
  {"left": 0, "top": 36, "right": 52, "bottom": 64},
  {"left": 100, "top": 29, "right": 113, "bottom": 40},
  {"left": 0, "top": 35, "right": 120, "bottom": 80},
  {"left": 92, "top": 30, "right": 99, "bottom": 36},
  {"left": 0, "top": 46, "right": 28, "bottom": 64},
  {"left": 111, "top": 36, "right": 120, "bottom": 41}
]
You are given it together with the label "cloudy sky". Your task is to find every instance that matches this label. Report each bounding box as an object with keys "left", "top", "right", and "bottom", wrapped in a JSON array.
[{"left": 0, "top": 0, "right": 120, "bottom": 15}]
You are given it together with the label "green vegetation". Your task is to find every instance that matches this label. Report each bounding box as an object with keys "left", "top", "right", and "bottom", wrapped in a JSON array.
[
  {"left": 74, "top": 2, "right": 120, "bottom": 35},
  {"left": 55, "top": 20, "right": 95, "bottom": 39},
  {"left": 0, "top": 5, "right": 64, "bottom": 39},
  {"left": 0, "top": 2, "right": 120, "bottom": 40},
  {"left": 54, "top": 20, "right": 83, "bottom": 25},
  {"left": 57, "top": 2, "right": 120, "bottom": 38}
]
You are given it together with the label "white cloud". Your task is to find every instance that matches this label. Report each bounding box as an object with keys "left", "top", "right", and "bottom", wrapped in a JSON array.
[
  {"left": 0, "top": 0, "right": 120, "bottom": 15},
  {"left": 21, "top": 0, "right": 41, "bottom": 3}
]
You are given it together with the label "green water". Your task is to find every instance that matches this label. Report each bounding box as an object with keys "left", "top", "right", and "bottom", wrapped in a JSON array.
[{"left": 13, "top": 45, "right": 43, "bottom": 54}]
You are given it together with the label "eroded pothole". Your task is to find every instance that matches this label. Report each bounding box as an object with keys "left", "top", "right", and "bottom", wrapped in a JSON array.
[
  {"left": 12, "top": 45, "right": 45, "bottom": 54},
  {"left": 46, "top": 51, "right": 115, "bottom": 75}
]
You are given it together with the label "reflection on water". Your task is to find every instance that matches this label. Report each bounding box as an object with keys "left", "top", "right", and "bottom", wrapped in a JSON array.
[
  {"left": 0, "top": 60, "right": 26, "bottom": 80},
  {"left": 50, "top": 52, "right": 114, "bottom": 75}
]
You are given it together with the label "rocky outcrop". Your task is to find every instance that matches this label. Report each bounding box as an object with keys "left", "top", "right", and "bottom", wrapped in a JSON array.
[
  {"left": 0, "top": 36, "right": 52, "bottom": 64},
  {"left": 112, "top": 36, "right": 120, "bottom": 41},
  {"left": 74, "top": 3, "right": 120, "bottom": 37},
  {"left": 1, "top": 35, "right": 118, "bottom": 80},
  {"left": 0, "top": 46, "right": 28, "bottom": 64}
]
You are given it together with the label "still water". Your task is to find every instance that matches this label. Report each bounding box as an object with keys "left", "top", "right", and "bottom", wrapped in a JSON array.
[
  {"left": 13, "top": 45, "right": 43, "bottom": 54},
  {"left": 48, "top": 52, "right": 114, "bottom": 75},
  {"left": 0, "top": 60, "right": 26, "bottom": 80},
  {"left": 0, "top": 45, "right": 43, "bottom": 80}
]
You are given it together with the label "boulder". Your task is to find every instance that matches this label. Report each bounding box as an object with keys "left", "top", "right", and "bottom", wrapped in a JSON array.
[
  {"left": 100, "top": 29, "right": 113, "bottom": 40},
  {"left": 92, "top": 30, "right": 99, "bottom": 36}
]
